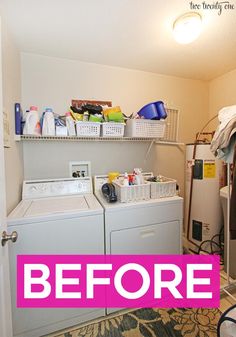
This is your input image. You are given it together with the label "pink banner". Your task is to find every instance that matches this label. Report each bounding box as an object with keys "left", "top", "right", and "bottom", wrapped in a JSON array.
[{"left": 17, "top": 254, "right": 220, "bottom": 308}]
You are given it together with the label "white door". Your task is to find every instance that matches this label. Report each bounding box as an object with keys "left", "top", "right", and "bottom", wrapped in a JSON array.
[{"left": 0, "top": 17, "right": 13, "bottom": 337}]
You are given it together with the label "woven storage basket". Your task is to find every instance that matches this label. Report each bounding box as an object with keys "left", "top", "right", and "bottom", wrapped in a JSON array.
[
  {"left": 125, "top": 119, "right": 166, "bottom": 138},
  {"left": 113, "top": 180, "right": 150, "bottom": 203},
  {"left": 76, "top": 122, "right": 101, "bottom": 137},
  {"left": 149, "top": 177, "right": 177, "bottom": 198},
  {"left": 101, "top": 122, "right": 125, "bottom": 137}
]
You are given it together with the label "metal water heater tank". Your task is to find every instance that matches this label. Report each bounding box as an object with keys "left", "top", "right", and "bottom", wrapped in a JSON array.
[{"left": 185, "top": 143, "right": 223, "bottom": 246}]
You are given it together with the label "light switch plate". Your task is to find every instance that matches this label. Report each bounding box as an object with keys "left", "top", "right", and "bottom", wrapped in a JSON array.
[{"left": 69, "top": 161, "right": 91, "bottom": 178}]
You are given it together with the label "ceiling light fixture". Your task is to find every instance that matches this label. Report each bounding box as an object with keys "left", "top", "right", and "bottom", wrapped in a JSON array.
[{"left": 173, "top": 12, "right": 202, "bottom": 44}]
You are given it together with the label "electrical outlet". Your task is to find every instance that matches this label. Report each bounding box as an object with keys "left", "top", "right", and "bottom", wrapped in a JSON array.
[{"left": 69, "top": 161, "right": 91, "bottom": 178}]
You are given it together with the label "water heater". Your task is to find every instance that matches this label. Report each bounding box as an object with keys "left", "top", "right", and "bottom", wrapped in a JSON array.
[{"left": 185, "top": 143, "right": 223, "bottom": 247}]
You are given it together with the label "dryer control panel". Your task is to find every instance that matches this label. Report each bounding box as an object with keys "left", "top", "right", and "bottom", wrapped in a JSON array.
[{"left": 22, "top": 177, "right": 92, "bottom": 199}]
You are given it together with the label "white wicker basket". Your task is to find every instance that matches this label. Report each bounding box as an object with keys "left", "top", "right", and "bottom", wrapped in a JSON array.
[
  {"left": 162, "top": 108, "right": 179, "bottom": 142},
  {"left": 149, "top": 177, "right": 177, "bottom": 199},
  {"left": 76, "top": 122, "right": 101, "bottom": 137},
  {"left": 125, "top": 119, "right": 166, "bottom": 138},
  {"left": 113, "top": 180, "right": 150, "bottom": 203},
  {"left": 101, "top": 122, "right": 125, "bottom": 137}
]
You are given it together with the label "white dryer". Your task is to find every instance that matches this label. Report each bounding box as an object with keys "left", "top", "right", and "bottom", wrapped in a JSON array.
[
  {"left": 7, "top": 177, "right": 105, "bottom": 337},
  {"left": 94, "top": 175, "right": 183, "bottom": 255},
  {"left": 94, "top": 175, "right": 183, "bottom": 314}
]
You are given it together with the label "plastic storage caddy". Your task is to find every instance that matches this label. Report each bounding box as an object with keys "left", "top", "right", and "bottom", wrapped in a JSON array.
[
  {"left": 76, "top": 121, "right": 101, "bottom": 137},
  {"left": 125, "top": 119, "right": 166, "bottom": 138},
  {"left": 101, "top": 122, "right": 125, "bottom": 137},
  {"left": 138, "top": 101, "right": 167, "bottom": 120},
  {"left": 113, "top": 179, "right": 150, "bottom": 203},
  {"left": 149, "top": 177, "right": 177, "bottom": 198}
]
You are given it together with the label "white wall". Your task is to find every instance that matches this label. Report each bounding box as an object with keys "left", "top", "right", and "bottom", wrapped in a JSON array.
[
  {"left": 209, "top": 68, "right": 236, "bottom": 129},
  {"left": 153, "top": 77, "right": 209, "bottom": 192},
  {"left": 2, "top": 16, "right": 23, "bottom": 213},
  {"left": 21, "top": 53, "right": 209, "bottom": 194}
]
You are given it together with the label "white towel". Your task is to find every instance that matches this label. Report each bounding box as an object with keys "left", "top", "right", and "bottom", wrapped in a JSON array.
[{"left": 218, "top": 105, "right": 236, "bottom": 133}]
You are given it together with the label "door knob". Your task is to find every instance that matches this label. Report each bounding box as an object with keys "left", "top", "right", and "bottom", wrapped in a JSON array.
[{"left": 1, "top": 230, "right": 18, "bottom": 247}]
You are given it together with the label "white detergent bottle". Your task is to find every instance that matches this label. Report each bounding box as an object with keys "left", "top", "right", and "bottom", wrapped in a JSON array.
[
  {"left": 65, "top": 111, "right": 76, "bottom": 136},
  {"left": 123, "top": 172, "right": 129, "bottom": 186},
  {"left": 42, "top": 107, "right": 55, "bottom": 136},
  {"left": 133, "top": 168, "right": 144, "bottom": 185},
  {"left": 23, "top": 106, "right": 41, "bottom": 135}
]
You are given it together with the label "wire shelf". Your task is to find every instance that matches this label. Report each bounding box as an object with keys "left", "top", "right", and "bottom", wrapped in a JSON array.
[
  {"left": 15, "top": 108, "right": 180, "bottom": 144},
  {"left": 17, "top": 135, "right": 164, "bottom": 142}
]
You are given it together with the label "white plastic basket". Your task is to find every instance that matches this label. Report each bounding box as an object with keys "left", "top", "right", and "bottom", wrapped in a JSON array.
[
  {"left": 76, "top": 122, "right": 101, "bottom": 137},
  {"left": 162, "top": 108, "right": 179, "bottom": 142},
  {"left": 113, "top": 179, "right": 150, "bottom": 203},
  {"left": 125, "top": 119, "right": 166, "bottom": 138},
  {"left": 149, "top": 177, "right": 177, "bottom": 199},
  {"left": 101, "top": 122, "right": 125, "bottom": 137}
]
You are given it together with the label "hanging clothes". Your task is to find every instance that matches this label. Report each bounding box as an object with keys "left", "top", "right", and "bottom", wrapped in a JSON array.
[
  {"left": 210, "top": 108, "right": 236, "bottom": 163},
  {"left": 216, "top": 134, "right": 236, "bottom": 163},
  {"left": 210, "top": 105, "right": 236, "bottom": 239}
]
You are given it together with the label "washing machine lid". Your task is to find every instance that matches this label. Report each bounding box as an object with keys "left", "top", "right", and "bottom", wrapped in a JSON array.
[
  {"left": 8, "top": 194, "right": 103, "bottom": 225},
  {"left": 25, "top": 195, "right": 88, "bottom": 216}
]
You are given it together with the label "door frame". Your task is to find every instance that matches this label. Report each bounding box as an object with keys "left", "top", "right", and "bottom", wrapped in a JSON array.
[{"left": 0, "top": 15, "right": 13, "bottom": 337}]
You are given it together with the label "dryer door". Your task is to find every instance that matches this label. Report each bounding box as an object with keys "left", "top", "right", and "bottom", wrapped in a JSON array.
[{"left": 110, "top": 221, "right": 181, "bottom": 254}]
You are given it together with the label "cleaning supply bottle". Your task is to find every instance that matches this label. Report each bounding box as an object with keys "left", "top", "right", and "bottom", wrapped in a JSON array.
[
  {"left": 23, "top": 106, "right": 41, "bottom": 136},
  {"left": 42, "top": 107, "right": 55, "bottom": 136},
  {"left": 21, "top": 109, "right": 28, "bottom": 134},
  {"left": 15, "top": 103, "right": 22, "bottom": 135},
  {"left": 134, "top": 172, "right": 141, "bottom": 185},
  {"left": 123, "top": 172, "right": 129, "bottom": 186},
  {"left": 65, "top": 111, "right": 76, "bottom": 136},
  {"left": 133, "top": 168, "right": 143, "bottom": 185},
  {"left": 138, "top": 168, "right": 144, "bottom": 184}
]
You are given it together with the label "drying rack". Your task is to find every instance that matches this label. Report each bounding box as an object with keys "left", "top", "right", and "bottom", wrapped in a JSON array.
[{"left": 221, "top": 162, "right": 236, "bottom": 302}]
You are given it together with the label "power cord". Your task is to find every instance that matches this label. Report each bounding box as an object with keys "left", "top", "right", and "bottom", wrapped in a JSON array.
[{"left": 197, "top": 226, "right": 224, "bottom": 264}]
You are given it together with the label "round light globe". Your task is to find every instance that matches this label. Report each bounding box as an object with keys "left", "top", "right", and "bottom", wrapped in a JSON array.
[{"left": 173, "top": 12, "right": 202, "bottom": 44}]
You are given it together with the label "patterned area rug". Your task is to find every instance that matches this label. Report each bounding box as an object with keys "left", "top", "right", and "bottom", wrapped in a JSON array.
[{"left": 49, "top": 308, "right": 221, "bottom": 337}]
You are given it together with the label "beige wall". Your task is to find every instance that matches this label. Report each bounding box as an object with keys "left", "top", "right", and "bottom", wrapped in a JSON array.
[
  {"left": 209, "top": 68, "right": 236, "bottom": 129},
  {"left": 21, "top": 53, "right": 209, "bottom": 195},
  {"left": 21, "top": 53, "right": 209, "bottom": 145},
  {"left": 2, "top": 17, "right": 23, "bottom": 213},
  {"left": 153, "top": 78, "right": 209, "bottom": 193}
]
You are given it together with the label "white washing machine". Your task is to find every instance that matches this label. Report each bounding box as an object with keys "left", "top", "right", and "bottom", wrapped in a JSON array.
[{"left": 7, "top": 177, "right": 105, "bottom": 337}]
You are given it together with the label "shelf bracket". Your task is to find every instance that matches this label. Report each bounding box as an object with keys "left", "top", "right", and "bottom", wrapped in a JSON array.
[{"left": 145, "top": 140, "right": 155, "bottom": 161}]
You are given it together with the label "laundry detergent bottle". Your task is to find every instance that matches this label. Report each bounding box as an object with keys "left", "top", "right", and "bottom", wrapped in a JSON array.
[
  {"left": 23, "top": 106, "right": 41, "bottom": 136},
  {"left": 65, "top": 111, "right": 76, "bottom": 136},
  {"left": 15, "top": 103, "right": 22, "bottom": 135},
  {"left": 42, "top": 107, "right": 55, "bottom": 136}
]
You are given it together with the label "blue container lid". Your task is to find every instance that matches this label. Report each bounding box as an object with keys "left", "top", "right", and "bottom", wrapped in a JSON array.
[{"left": 45, "top": 107, "right": 53, "bottom": 112}]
